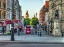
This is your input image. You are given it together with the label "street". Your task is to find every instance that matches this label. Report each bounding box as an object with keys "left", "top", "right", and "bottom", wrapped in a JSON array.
[{"left": 0, "top": 43, "right": 64, "bottom": 47}]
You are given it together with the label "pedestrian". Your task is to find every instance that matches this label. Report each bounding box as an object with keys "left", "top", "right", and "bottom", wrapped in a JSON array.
[
  {"left": 18, "top": 21, "right": 21, "bottom": 35},
  {"left": 2, "top": 27, "right": 4, "bottom": 34}
]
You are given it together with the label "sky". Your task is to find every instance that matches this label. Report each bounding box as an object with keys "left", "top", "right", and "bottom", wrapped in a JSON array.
[{"left": 19, "top": 0, "right": 45, "bottom": 18}]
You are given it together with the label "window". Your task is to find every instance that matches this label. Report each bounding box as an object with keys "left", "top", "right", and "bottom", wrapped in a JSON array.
[
  {"left": 2, "top": 11, "right": 6, "bottom": 19},
  {"left": 0, "top": 0, "right": 1, "bottom": 8},
  {"left": 0, "top": 11, "right": 1, "bottom": 19},
  {"left": 3, "top": 3, "right": 6, "bottom": 9},
  {"left": 3, "top": 11, "right": 6, "bottom": 19},
  {"left": 3, "top": 0, "right": 6, "bottom": 9}
]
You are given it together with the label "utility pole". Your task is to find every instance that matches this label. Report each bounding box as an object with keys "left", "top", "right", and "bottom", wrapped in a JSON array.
[{"left": 11, "top": 0, "right": 14, "bottom": 41}]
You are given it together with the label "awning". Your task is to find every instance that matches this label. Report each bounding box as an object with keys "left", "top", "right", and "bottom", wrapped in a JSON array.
[
  {"left": 0, "top": 22, "right": 4, "bottom": 26},
  {"left": 5, "top": 19, "right": 12, "bottom": 24},
  {"left": 5, "top": 19, "right": 20, "bottom": 24},
  {"left": 0, "top": 22, "right": 4, "bottom": 24}
]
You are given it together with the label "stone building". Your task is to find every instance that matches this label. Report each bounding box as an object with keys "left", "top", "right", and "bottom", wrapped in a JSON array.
[
  {"left": 49, "top": 0, "right": 64, "bottom": 36},
  {"left": 0, "top": 0, "right": 6, "bottom": 20},
  {"left": 0, "top": 0, "right": 21, "bottom": 33}
]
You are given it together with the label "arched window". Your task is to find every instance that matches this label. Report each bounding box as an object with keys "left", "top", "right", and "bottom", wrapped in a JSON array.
[{"left": 55, "top": 10, "right": 59, "bottom": 19}]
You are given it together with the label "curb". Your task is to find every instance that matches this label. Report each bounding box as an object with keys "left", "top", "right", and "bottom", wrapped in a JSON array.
[{"left": 0, "top": 41, "right": 64, "bottom": 44}]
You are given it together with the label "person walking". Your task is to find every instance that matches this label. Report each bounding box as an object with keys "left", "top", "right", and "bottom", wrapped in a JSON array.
[{"left": 18, "top": 21, "right": 21, "bottom": 35}]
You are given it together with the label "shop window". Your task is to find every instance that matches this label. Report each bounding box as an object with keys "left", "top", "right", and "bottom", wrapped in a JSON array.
[{"left": 0, "top": 26, "right": 2, "bottom": 33}]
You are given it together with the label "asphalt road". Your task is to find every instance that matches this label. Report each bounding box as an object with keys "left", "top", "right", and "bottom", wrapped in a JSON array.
[{"left": 0, "top": 43, "right": 64, "bottom": 47}]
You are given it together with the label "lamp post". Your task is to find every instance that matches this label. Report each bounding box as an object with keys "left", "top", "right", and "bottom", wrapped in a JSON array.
[
  {"left": 60, "top": 0, "right": 62, "bottom": 36},
  {"left": 11, "top": 0, "right": 14, "bottom": 41},
  {"left": 18, "top": 5, "right": 20, "bottom": 35}
]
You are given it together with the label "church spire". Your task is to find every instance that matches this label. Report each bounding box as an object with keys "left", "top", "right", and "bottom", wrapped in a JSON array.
[
  {"left": 25, "top": 10, "right": 29, "bottom": 18},
  {"left": 36, "top": 13, "right": 37, "bottom": 18},
  {"left": 34, "top": 14, "right": 35, "bottom": 17}
]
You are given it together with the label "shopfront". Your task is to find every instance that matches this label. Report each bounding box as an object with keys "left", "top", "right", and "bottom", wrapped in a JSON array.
[{"left": 0, "top": 22, "right": 5, "bottom": 33}]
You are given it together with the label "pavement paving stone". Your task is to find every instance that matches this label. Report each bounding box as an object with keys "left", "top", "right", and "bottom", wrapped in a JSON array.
[
  {"left": 1, "top": 44, "right": 64, "bottom": 47},
  {"left": 0, "top": 30, "right": 64, "bottom": 43},
  {"left": 0, "top": 35, "right": 64, "bottom": 43}
]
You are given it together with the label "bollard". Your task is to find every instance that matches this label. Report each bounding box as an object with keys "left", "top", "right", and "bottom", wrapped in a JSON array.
[
  {"left": 38, "top": 32, "right": 39, "bottom": 36},
  {"left": 18, "top": 28, "right": 20, "bottom": 35},
  {"left": 11, "top": 27, "right": 14, "bottom": 41}
]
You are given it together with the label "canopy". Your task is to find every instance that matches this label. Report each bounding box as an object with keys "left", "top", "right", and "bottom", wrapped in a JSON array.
[
  {"left": 5, "top": 19, "right": 12, "bottom": 24},
  {"left": 5, "top": 19, "right": 20, "bottom": 24}
]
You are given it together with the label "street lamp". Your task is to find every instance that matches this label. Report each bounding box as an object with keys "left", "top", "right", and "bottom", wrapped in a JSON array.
[
  {"left": 18, "top": 5, "right": 20, "bottom": 35},
  {"left": 11, "top": 0, "right": 14, "bottom": 41}
]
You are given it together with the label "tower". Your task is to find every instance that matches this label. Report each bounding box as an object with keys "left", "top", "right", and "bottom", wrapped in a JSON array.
[
  {"left": 34, "top": 14, "right": 35, "bottom": 17},
  {"left": 25, "top": 10, "right": 29, "bottom": 18},
  {"left": 36, "top": 13, "right": 37, "bottom": 18}
]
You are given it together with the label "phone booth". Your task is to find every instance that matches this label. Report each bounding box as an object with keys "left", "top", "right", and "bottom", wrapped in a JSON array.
[{"left": 26, "top": 25, "right": 31, "bottom": 34}]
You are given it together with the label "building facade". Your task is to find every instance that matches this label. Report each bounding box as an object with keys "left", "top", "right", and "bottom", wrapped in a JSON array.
[
  {"left": 39, "top": 0, "right": 49, "bottom": 26},
  {"left": 21, "top": 16, "right": 24, "bottom": 27},
  {"left": 45, "top": 0, "right": 49, "bottom": 34},
  {"left": 0, "top": 0, "right": 21, "bottom": 33},
  {"left": 0, "top": 0, "right": 6, "bottom": 20},
  {"left": 49, "top": 0, "right": 64, "bottom": 36},
  {"left": 0, "top": 0, "right": 7, "bottom": 33},
  {"left": 39, "top": 5, "right": 46, "bottom": 25}
]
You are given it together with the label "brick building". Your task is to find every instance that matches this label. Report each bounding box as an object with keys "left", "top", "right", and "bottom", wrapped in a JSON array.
[
  {"left": 39, "top": 0, "right": 49, "bottom": 25},
  {"left": 39, "top": 5, "right": 46, "bottom": 25}
]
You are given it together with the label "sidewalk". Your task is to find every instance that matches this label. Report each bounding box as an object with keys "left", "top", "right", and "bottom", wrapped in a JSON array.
[
  {"left": 0, "top": 29, "right": 64, "bottom": 43},
  {"left": 0, "top": 35, "right": 64, "bottom": 43}
]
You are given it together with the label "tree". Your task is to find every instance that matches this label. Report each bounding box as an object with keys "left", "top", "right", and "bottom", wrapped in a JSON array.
[
  {"left": 30, "top": 16, "right": 39, "bottom": 26},
  {"left": 24, "top": 18, "right": 30, "bottom": 26}
]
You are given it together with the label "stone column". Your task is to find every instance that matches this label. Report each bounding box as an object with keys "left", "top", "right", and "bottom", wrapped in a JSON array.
[{"left": 52, "top": 20, "right": 62, "bottom": 36}]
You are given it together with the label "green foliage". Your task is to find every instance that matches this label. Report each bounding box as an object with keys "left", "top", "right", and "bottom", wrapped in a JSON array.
[
  {"left": 24, "top": 18, "right": 30, "bottom": 26},
  {"left": 30, "top": 17, "right": 39, "bottom": 26}
]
